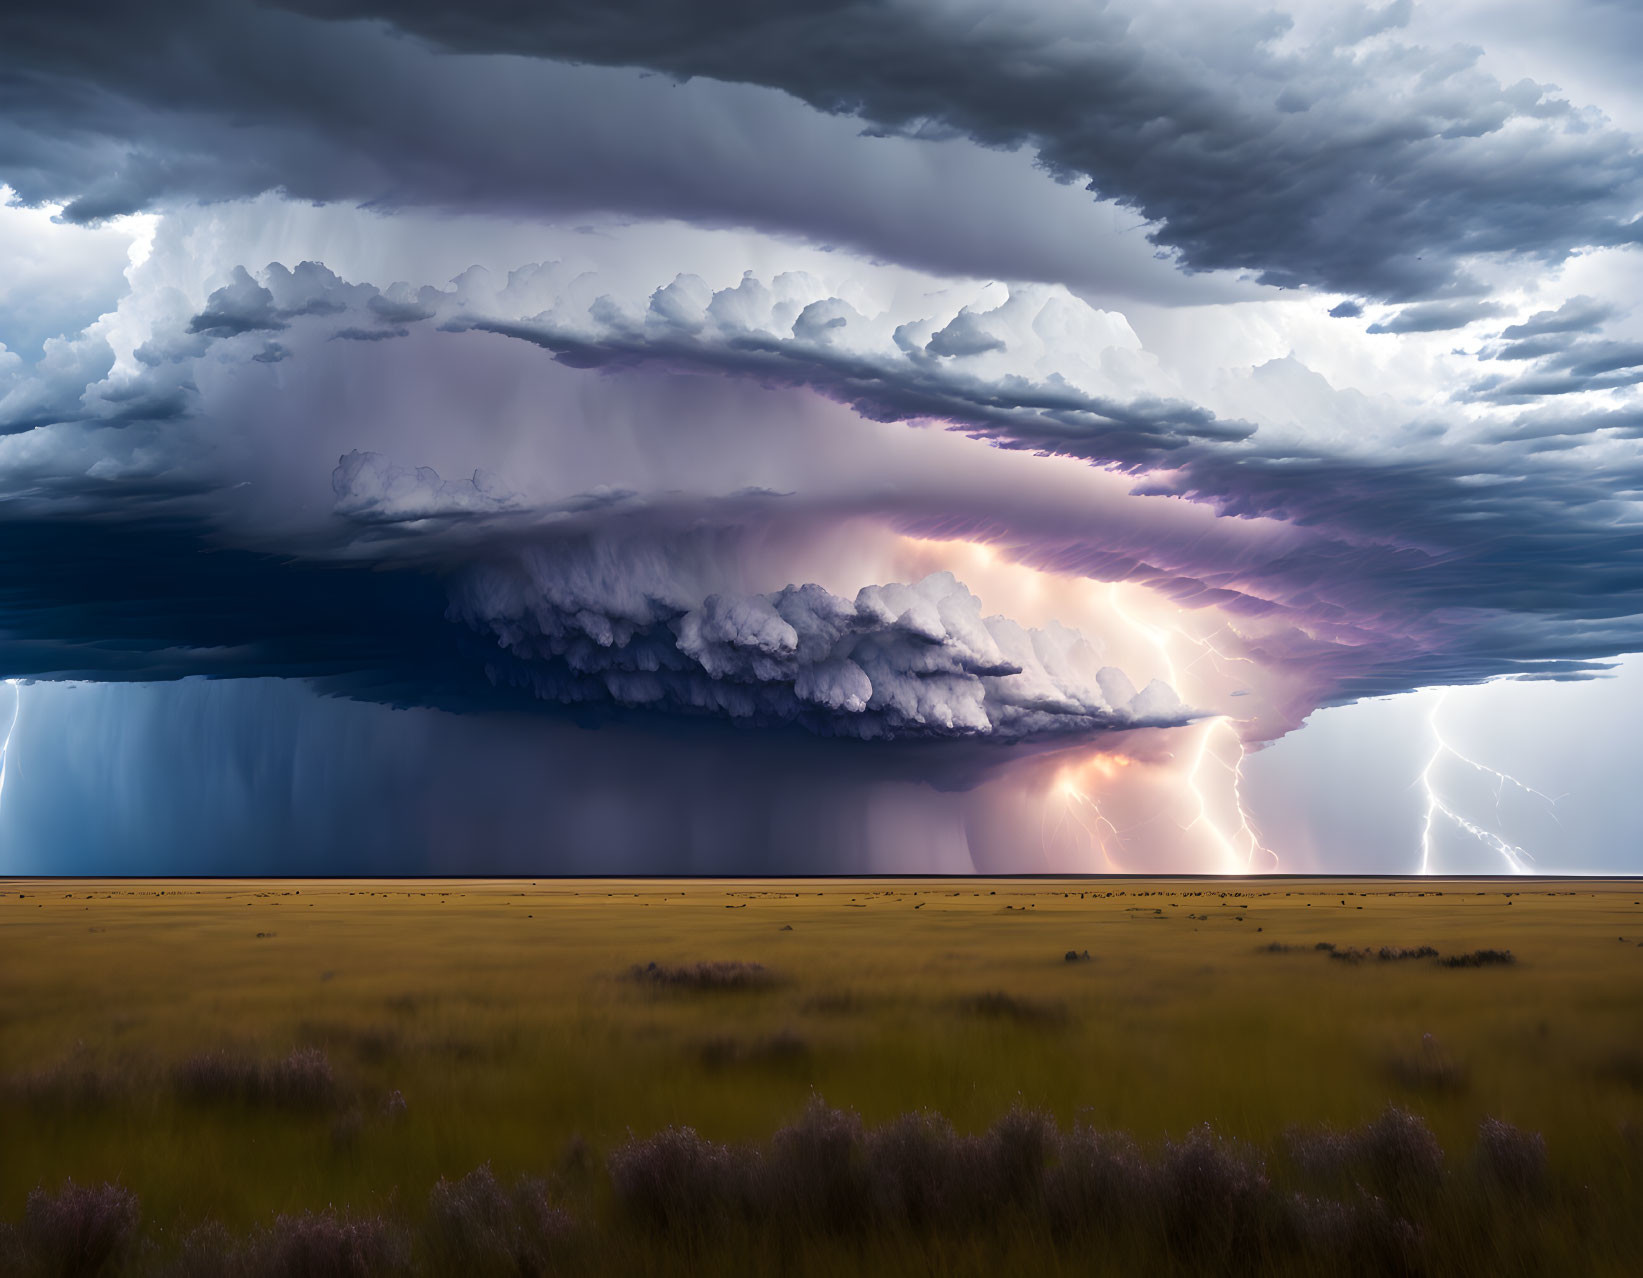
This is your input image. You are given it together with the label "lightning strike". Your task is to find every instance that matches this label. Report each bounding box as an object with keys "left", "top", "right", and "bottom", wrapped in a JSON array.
[
  {"left": 1417, "top": 690, "right": 1557, "bottom": 875},
  {"left": 1044, "top": 754, "right": 1132, "bottom": 870},
  {"left": 0, "top": 679, "right": 20, "bottom": 816},
  {"left": 1107, "top": 584, "right": 1277, "bottom": 873}
]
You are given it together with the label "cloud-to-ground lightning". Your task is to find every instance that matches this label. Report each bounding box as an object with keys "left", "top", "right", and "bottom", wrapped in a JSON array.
[
  {"left": 0, "top": 679, "right": 20, "bottom": 817},
  {"left": 1104, "top": 583, "right": 1277, "bottom": 873},
  {"left": 1417, "top": 690, "right": 1559, "bottom": 875},
  {"left": 1044, "top": 753, "right": 1131, "bottom": 870}
]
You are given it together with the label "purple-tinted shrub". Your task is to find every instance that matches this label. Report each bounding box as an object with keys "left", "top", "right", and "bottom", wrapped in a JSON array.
[
  {"left": 607, "top": 1127, "right": 755, "bottom": 1232},
  {"left": 1285, "top": 1106, "right": 1445, "bottom": 1222},
  {"left": 1438, "top": 950, "right": 1515, "bottom": 968},
  {"left": 764, "top": 1099, "right": 870, "bottom": 1231},
  {"left": 174, "top": 1047, "right": 336, "bottom": 1109},
  {"left": 166, "top": 1221, "right": 240, "bottom": 1278},
  {"left": 426, "top": 1165, "right": 572, "bottom": 1277},
  {"left": 1474, "top": 1118, "right": 1548, "bottom": 1198},
  {"left": 1156, "top": 1125, "right": 1280, "bottom": 1257},
  {"left": 1043, "top": 1126, "right": 1151, "bottom": 1236},
  {"left": 862, "top": 1110, "right": 965, "bottom": 1231},
  {"left": 1358, "top": 1106, "right": 1446, "bottom": 1201},
  {"left": 626, "top": 961, "right": 777, "bottom": 991},
  {"left": 976, "top": 1105, "right": 1057, "bottom": 1208},
  {"left": 956, "top": 991, "right": 1067, "bottom": 1026},
  {"left": 250, "top": 1210, "right": 408, "bottom": 1278},
  {"left": 20, "top": 1180, "right": 140, "bottom": 1278},
  {"left": 1292, "top": 1191, "right": 1426, "bottom": 1277}
]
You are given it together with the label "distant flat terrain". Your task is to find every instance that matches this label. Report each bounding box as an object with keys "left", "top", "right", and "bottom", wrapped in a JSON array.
[{"left": 3, "top": 878, "right": 1642, "bottom": 1274}]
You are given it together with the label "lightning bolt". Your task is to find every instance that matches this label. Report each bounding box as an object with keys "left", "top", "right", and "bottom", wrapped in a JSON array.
[
  {"left": 1044, "top": 755, "right": 1130, "bottom": 870},
  {"left": 0, "top": 679, "right": 20, "bottom": 816},
  {"left": 1418, "top": 690, "right": 1557, "bottom": 875},
  {"left": 1106, "top": 585, "right": 1277, "bottom": 873}
]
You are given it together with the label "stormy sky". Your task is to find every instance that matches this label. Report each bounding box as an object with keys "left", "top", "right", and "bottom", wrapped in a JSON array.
[{"left": 3, "top": 0, "right": 1642, "bottom": 874}]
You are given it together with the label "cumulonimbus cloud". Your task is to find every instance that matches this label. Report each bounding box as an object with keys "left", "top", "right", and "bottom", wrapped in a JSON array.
[{"left": 8, "top": 253, "right": 1643, "bottom": 754}]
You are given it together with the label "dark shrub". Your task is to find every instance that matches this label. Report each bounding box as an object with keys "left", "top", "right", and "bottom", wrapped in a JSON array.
[
  {"left": 265, "top": 1048, "right": 336, "bottom": 1107},
  {"left": 862, "top": 1110, "right": 964, "bottom": 1230},
  {"left": 1377, "top": 947, "right": 1439, "bottom": 961},
  {"left": 1288, "top": 1106, "right": 1443, "bottom": 1206},
  {"left": 765, "top": 1098, "right": 870, "bottom": 1231},
  {"left": 977, "top": 1105, "right": 1057, "bottom": 1209},
  {"left": 1064, "top": 949, "right": 1092, "bottom": 962},
  {"left": 426, "top": 1165, "right": 572, "bottom": 1277},
  {"left": 1387, "top": 1036, "right": 1468, "bottom": 1095},
  {"left": 1259, "top": 942, "right": 1300, "bottom": 953},
  {"left": 5, "top": 1053, "right": 131, "bottom": 1111},
  {"left": 1292, "top": 1191, "right": 1425, "bottom": 1277},
  {"left": 626, "top": 961, "right": 778, "bottom": 991},
  {"left": 697, "top": 1029, "right": 808, "bottom": 1070},
  {"left": 251, "top": 1210, "right": 409, "bottom": 1278},
  {"left": 956, "top": 991, "right": 1067, "bottom": 1027},
  {"left": 1438, "top": 950, "right": 1514, "bottom": 968},
  {"left": 1156, "top": 1125, "right": 1280, "bottom": 1257},
  {"left": 1284, "top": 1124, "right": 1361, "bottom": 1184},
  {"left": 1357, "top": 1106, "right": 1446, "bottom": 1202},
  {"left": 1474, "top": 1118, "right": 1548, "bottom": 1198},
  {"left": 608, "top": 1127, "right": 754, "bottom": 1232},
  {"left": 174, "top": 1048, "right": 336, "bottom": 1109},
  {"left": 1044, "top": 1126, "right": 1150, "bottom": 1236},
  {"left": 174, "top": 1050, "right": 258, "bottom": 1102},
  {"left": 21, "top": 1180, "right": 140, "bottom": 1278},
  {"left": 167, "top": 1221, "right": 239, "bottom": 1278},
  {"left": 0, "top": 1224, "right": 25, "bottom": 1277},
  {"left": 1315, "top": 942, "right": 1337, "bottom": 951}
]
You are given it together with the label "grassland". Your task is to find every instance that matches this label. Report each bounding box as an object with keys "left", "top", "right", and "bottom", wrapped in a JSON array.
[{"left": 2, "top": 877, "right": 1642, "bottom": 1275}]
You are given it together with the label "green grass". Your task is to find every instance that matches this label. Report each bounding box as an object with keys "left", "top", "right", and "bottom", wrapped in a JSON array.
[{"left": 3, "top": 877, "right": 1642, "bottom": 1273}]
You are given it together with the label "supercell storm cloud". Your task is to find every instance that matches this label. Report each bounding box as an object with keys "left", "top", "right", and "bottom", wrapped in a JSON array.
[{"left": 2, "top": 0, "right": 1643, "bottom": 873}]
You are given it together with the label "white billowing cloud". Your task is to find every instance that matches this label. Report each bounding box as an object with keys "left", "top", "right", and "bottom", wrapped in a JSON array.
[{"left": 452, "top": 549, "right": 1188, "bottom": 741}]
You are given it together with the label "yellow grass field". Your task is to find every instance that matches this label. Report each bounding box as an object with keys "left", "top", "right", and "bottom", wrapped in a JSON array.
[{"left": 3, "top": 877, "right": 1643, "bottom": 1275}]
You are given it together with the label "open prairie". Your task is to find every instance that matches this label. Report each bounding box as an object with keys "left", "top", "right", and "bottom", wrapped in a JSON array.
[{"left": 3, "top": 878, "right": 1642, "bottom": 1275}]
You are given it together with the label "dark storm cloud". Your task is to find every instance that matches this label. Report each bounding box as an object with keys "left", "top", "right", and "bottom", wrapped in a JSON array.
[
  {"left": 1468, "top": 331, "right": 1643, "bottom": 403},
  {"left": 8, "top": 256, "right": 1643, "bottom": 753},
  {"left": 272, "top": 0, "right": 1643, "bottom": 303},
  {"left": 0, "top": 502, "right": 1186, "bottom": 745},
  {"left": 4, "top": 1, "right": 1641, "bottom": 306},
  {"left": 0, "top": 1, "right": 1231, "bottom": 307}
]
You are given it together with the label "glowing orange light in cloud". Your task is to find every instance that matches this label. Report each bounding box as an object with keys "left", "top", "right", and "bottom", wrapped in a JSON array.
[{"left": 892, "top": 532, "right": 1281, "bottom": 874}]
